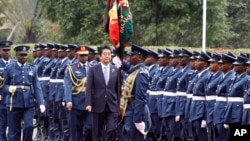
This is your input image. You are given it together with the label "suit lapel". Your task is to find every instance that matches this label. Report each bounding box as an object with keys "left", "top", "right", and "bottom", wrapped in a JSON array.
[{"left": 98, "top": 64, "right": 106, "bottom": 86}]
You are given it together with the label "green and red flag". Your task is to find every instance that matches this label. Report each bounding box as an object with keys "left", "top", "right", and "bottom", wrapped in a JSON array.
[{"left": 104, "top": 0, "right": 133, "bottom": 58}]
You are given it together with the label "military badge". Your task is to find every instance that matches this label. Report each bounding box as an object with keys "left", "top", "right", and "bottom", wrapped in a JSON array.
[
  {"left": 5, "top": 42, "right": 9, "bottom": 47},
  {"left": 28, "top": 71, "right": 34, "bottom": 76}
]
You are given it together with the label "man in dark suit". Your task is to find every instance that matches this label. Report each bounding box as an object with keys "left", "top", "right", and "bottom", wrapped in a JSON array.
[{"left": 86, "top": 45, "right": 118, "bottom": 141}]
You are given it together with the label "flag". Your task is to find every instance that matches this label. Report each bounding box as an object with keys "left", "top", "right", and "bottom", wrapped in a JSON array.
[{"left": 104, "top": 0, "right": 133, "bottom": 57}]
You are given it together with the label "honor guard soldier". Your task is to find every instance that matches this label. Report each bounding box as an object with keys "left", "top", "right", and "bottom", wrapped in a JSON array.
[
  {"left": 144, "top": 50, "right": 159, "bottom": 83},
  {"left": 55, "top": 44, "right": 71, "bottom": 141},
  {"left": 3, "top": 45, "right": 45, "bottom": 141},
  {"left": 161, "top": 49, "right": 182, "bottom": 141},
  {"left": 119, "top": 44, "right": 151, "bottom": 141},
  {"left": 48, "top": 43, "right": 61, "bottom": 140},
  {"left": 33, "top": 43, "right": 49, "bottom": 140},
  {"left": 155, "top": 49, "right": 173, "bottom": 140},
  {"left": 37, "top": 42, "right": 57, "bottom": 140},
  {"left": 184, "top": 50, "right": 200, "bottom": 141},
  {"left": 65, "top": 46, "right": 92, "bottom": 141},
  {"left": 35, "top": 43, "right": 48, "bottom": 79},
  {"left": 223, "top": 56, "right": 249, "bottom": 127},
  {"left": 145, "top": 50, "right": 161, "bottom": 141},
  {"left": 205, "top": 53, "right": 223, "bottom": 141},
  {"left": 67, "top": 44, "right": 78, "bottom": 64},
  {"left": 242, "top": 60, "right": 250, "bottom": 124},
  {"left": 33, "top": 43, "right": 40, "bottom": 64},
  {"left": 86, "top": 46, "right": 99, "bottom": 67},
  {"left": 189, "top": 51, "right": 211, "bottom": 141},
  {"left": 32, "top": 44, "right": 38, "bottom": 64},
  {"left": 0, "top": 40, "right": 16, "bottom": 141},
  {"left": 213, "top": 54, "right": 236, "bottom": 141},
  {"left": 175, "top": 48, "right": 193, "bottom": 141}
]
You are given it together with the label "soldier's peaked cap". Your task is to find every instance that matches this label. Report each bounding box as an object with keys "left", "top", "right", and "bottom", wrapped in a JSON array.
[
  {"left": 131, "top": 44, "right": 150, "bottom": 57},
  {"left": 14, "top": 45, "right": 30, "bottom": 55},
  {"left": 218, "top": 54, "right": 236, "bottom": 64},
  {"left": 196, "top": 51, "right": 210, "bottom": 62},
  {"left": 0, "top": 40, "right": 12, "bottom": 50},
  {"left": 147, "top": 50, "right": 159, "bottom": 59},
  {"left": 233, "top": 56, "right": 249, "bottom": 65},
  {"left": 208, "top": 53, "right": 221, "bottom": 62}
]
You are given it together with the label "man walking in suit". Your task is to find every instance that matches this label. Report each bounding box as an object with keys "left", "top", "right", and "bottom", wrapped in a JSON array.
[{"left": 86, "top": 45, "right": 118, "bottom": 141}]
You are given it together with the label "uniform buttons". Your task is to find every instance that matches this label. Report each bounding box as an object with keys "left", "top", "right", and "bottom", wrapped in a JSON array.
[{"left": 22, "top": 81, "right": 25, "bottom": 83}]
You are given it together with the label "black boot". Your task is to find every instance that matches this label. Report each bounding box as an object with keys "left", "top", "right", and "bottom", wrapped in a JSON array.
[{"left": 173, "top": 136, "right": 181, "bottom": 141}]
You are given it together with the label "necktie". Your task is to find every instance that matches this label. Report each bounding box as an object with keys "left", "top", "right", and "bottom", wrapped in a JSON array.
[{"left": 103, "top": 67, "right": 109, "bottom": 85}]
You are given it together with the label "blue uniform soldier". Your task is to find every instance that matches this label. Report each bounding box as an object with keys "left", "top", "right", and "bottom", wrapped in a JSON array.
[
  {"left": 155, "top": 49, "right": 173, "bottom": 140},
  {"left": 38, "top": 42, "right": 58, "bottom": 140},
  {"left": 175, "top": 48, "right": 193, "bottom": 141},
  {"left": 67, "top": 44, "right": 78, "bottom": 64},
  {"left": 213, "top": 54, "right": 235, "bottom": 141},
  {"left": 119, "top": 44, "right": 150, "bottom": 141},
  {"left": 161, "top": 49, "right": 182, "bottom": 141},
  {"left": 205, "top": 53, "right": 223, "bottom": 141},
  {"left": 145, "top": 50, "right": 161, "bottom": 141},
  {"left": 3, "top": 45, "right": 45, "bottom": 141},
  {"left": 183, "top": 51, "right": 200, "bottom": 141},
  {"left": 242, "top": 60, "right": 250, "bottom": 124},
  {"left": 145, "top": 50, "right": 159, "bottom": 83},
  {"left": 189, "top": 51, "right": 211, "bottom": 141},
  {"left": 65, "top": 46, "right": 92, "bottom": 141},
  {"left": 87, "top": 46, "right": 99, "bottom": 67},
  {"left": 0, "top": 41, "right": 16, "bottom": 141},
  {"left": 48, "top": 43, "right": 61, "bottom": 140},
  {"left": 224, "top": 56, "right": 249, "bottom": 127},
  {"left": 55, "top": 44, "right": 71, "bottom": 141}
]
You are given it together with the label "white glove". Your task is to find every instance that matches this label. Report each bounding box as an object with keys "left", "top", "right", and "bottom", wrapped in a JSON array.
[
  {"left": 201, "top": 120, "right": 207, "bottom": 128},
  {"left": 62, "top": 102, "right": 65, "bottom": 106},
  {"left": 112, "top": 56, "right": 122, "bottom": 68},
  {"left": 9, "top": 86, "right": 16, "bottom": 93},
  {"left": 40, "top": 105, "right": 46, "bottom": 113},
  {"left": 66, "top": 102, "right": 72, "bottom": 111},
  {"left": 224, "top": 124, "right": 229, "bottom": 129},
  {"left": 134, "top": 122, "right": 147, "bottom": 135},
  {"left": 175, "top": 116, "right": 180, "bottom": 122}
]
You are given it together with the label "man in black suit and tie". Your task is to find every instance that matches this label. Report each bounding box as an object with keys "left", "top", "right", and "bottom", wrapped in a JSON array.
[{"left": 86, "top": 45, "right": 118, "bottom": 141}]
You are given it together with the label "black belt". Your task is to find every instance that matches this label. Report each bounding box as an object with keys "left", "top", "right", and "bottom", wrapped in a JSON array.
[{"left": 13, "top": 85, "right": 30, "bottom": 90}]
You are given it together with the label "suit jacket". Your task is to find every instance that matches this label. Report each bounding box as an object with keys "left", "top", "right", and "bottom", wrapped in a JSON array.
[{"left": 86, "top": 63, "right": 118, "bottom": 113}]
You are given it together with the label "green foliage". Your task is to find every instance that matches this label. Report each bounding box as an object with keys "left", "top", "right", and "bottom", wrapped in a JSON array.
[{"left": 22, "top": 0, "right": 250, "bottom": 48}]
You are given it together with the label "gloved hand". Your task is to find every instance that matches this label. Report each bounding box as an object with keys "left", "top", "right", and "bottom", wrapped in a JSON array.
[
  {"left": 224, "top": 124, "right": 229, "bottom": 129},
  {"left": 40, "top": 105, "right": 46, "bottom": 113},
  {"left": 112, "top": 56, "right": 122, "bottom": 68},
  {"left": 66, "top": 102, "right": 72, "bottom": 111},
  {"left": 201, "top": 120, "right": 207, "bottom": 128},
  {"left": 9, "top": 86, "right": 16, "bottom": 93},
  {"left": 175, "top": 115, "right": 180, "bottom": 122},
  {"left": 62, "top": 102, "right": 65, "bottom": 106},
  {"left": 134, "top": 122, "right": 147, "bottom": 135}
]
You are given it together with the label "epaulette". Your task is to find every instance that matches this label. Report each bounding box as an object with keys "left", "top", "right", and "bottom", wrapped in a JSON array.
[{"left": 139, "top": 67, "right": 149, "bottom": 74}]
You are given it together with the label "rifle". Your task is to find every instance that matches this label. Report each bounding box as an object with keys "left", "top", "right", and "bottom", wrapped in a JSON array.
[{"left": 34, "top": 99, "right": 45, "bottom": 140}]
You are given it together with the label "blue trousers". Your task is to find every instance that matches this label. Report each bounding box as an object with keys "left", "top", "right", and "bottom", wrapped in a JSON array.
[
  {"left": 7, "top": 107, "right": 34, "bottom": 141},
  {"left": 0, "top": 107, "right": 7, "bottom": 141}
]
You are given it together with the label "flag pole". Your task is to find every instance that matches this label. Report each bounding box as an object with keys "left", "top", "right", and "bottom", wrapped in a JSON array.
[{"left": 202, "top": 0, "right": 207, "bottom": 52}]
